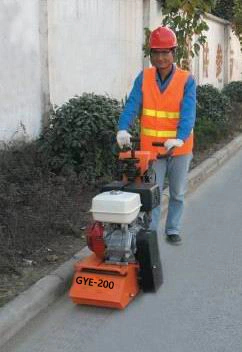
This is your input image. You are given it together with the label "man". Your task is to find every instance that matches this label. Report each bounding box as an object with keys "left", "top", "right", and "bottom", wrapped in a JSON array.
[{"left": 116, "top": 26, "right": 196, "bottom": 244}]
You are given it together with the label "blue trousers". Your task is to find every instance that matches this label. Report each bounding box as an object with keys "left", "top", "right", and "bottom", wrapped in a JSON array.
[{"left": 149, "top": 154, "right": 193, "bottom": 236}]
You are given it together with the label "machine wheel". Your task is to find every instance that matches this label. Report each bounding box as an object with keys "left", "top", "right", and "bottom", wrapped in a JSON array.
[{"left": 135, "top": 229, "right": 163, "bottom": 292}]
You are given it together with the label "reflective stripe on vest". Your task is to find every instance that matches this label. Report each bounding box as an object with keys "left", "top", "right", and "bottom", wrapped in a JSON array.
[
  {"left": 141, "top": 127, "right": 177, "bottom": 138},
  {"left": 142, "top": 108, "right": 180, "bottom": 119}
]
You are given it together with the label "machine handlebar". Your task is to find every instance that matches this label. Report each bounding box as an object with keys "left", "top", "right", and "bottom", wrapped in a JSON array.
[
  {"left": 130, "top": 137, "right": 140, "bottom": 144},
  {"left": 130, "top": 138, "right": 164, "bottom": 148},
  {"left": 151, "top": 142, "right": 165, "bottom": 147}
]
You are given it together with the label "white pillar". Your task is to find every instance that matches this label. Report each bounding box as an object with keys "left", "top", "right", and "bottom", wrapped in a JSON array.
[
  {"left": 39, "top": 0, "right": 50, "bottom": 129},
  {"left": 142, "top": 0, "right": 163, "bottom": 68}
]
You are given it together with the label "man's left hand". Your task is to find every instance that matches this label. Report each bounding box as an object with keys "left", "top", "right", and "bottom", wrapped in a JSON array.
[{"left": 164, "top": 139, "right": 184, "bottom": 151}]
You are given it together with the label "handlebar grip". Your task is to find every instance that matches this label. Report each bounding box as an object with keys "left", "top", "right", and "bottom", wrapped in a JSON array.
[
  {"left": 152, "top": 142, "right": 165, "bottom": 147},
  {"left": 130, "top": 137, "right": 140, "bottom": 143}
]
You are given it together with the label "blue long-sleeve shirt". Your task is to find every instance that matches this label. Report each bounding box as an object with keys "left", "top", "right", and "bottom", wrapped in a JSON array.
[{"left": 118, "top": 65, "right": 196, "bottom": 141}]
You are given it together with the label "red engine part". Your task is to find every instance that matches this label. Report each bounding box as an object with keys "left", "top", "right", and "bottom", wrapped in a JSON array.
[{"left": 86, "top": 222, "right": 105, "bottom": 258}]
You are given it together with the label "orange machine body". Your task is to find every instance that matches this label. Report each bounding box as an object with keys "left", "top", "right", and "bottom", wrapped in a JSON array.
[
  {"left": 69, "top": 149, "right": 156, "bottom": 309},
  {"left": 69, "top": 254, "right": 140, "bottom": 309},
  {"left": 119, "top": 150, "right": 153, "bottom": 177}
]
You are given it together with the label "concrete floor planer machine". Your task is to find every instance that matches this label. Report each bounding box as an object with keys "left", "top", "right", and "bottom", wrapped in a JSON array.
[{"left": 69, "top": 139, "right": 168, "bottom": 309}]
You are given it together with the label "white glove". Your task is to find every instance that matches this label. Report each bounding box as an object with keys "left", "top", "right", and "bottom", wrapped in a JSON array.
[
  {"left": 164, "top": 139, "right": 184, "bottom": 151},
  {"left": 116, "top": 130, "right": 132, "bottom": 148}
]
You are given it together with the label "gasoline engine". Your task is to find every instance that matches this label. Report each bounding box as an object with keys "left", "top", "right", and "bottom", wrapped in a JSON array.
[
  {"left": 69, "top": 140, "right": 164, "bottom": 309},
  {"left": 87, "top": 184, "right": 157, "bottom": 265}
]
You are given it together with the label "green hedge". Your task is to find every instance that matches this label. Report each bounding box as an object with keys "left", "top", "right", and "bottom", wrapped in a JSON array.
[
  {"left": 194, "top": 84, "right": 232, "bottom": 151},
  {"left": 39, "top": 93, "right": 122, "bottom": 184},
  {"left": 222, "top": 81, "right": 242, "bottom": 103}
]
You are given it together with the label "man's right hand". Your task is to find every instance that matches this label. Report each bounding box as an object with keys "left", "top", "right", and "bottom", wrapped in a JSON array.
[{"left": 116, "top": 130, "right": 132, "bottom": 148}]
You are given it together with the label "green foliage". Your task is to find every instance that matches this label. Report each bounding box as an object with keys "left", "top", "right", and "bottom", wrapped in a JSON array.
[
  {"left": 154, "top": 0, "right": 242, "bottom": 61},
  {"left": 212, "top": 0, "right": 242, "bottom": 50},
  {"left": 195, "top": 84, "right": 232, "bottom": 150},
  {"left": 143, "top": 27, "right": 152, "bottom": 57},
  {"left": 162, "top": 10, "right": 209, "bottom": 68},
  {"left": 146, "top": 1, "right": 215, "bottom": 68},
  {"left": 212, "top": 1, "right": 242, "bottom": 49},
  {"left": 160, "top": 0, "right": 215, "bottom": 16},
  {"left": 38, "top": 93, "right": 122, "bottom": 184},
  {"left": 212, "top": 0, "right": 234, "bottom": 21},
  {"left": 233, "top": 0, "right": 242, "bottom": 49},
  {"left": 222, "top": 81, "right": 242, "bottom": 103}
]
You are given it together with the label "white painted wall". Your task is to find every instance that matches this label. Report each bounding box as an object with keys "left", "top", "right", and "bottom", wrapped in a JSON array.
[
  {"left": 149, "top": 0, "right": 163, "bottom": 30},
  {"left": 194, "top": 16, "right": 227, "bottom": 89},
  {"left": 48, "top": 0, "right": 144, "bottom": 106},
  {"left": 143, "top": 0, "right": 162, "bottom": 68},
  {"left": 0, "top": 0, "right": 42, "bottom": 142},
  {"left": 0, "top": 0, "right": 242, "bottom": 142},
  {"left": 193, "top": 14, "right": 242, "bottom": 87},
  {"left": 229, "top": 28, "right": 242, "bottom": 82}
]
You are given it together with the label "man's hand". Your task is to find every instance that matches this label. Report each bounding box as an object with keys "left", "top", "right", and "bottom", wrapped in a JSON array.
[
  {"left": 116, "top": 130, "right": 132, "bottom": 148},
  {"left": 164, "top": 139, "right": 184, "bottom": 151}
]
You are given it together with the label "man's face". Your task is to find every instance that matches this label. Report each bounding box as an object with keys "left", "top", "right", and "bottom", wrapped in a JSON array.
[{"left": 150, "top": 48, "right": 174, "bottom": 70}]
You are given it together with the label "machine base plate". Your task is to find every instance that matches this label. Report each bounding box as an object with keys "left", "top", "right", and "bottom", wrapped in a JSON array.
[{"left": 69, "top": 254, "right": 140, "bottom": 309}]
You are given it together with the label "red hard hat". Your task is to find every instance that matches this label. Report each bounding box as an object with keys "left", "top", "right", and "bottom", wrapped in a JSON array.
[{"left": 149, "top": 26, "right": 177, "bottom": 49}]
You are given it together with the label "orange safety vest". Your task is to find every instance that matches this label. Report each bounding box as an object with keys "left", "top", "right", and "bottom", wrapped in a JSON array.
[{"left": 140, "top": 66, "right": 193, "bottom": 158}]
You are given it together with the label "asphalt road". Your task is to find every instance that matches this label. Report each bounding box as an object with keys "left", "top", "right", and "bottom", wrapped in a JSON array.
[{"left": 3, "top": 149, "right": 242, "bottom": 352}]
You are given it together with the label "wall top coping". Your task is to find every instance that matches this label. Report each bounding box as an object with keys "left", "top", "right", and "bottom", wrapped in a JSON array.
[{"left": 204, "top": 12, "right": 230, "bottom": 26}]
